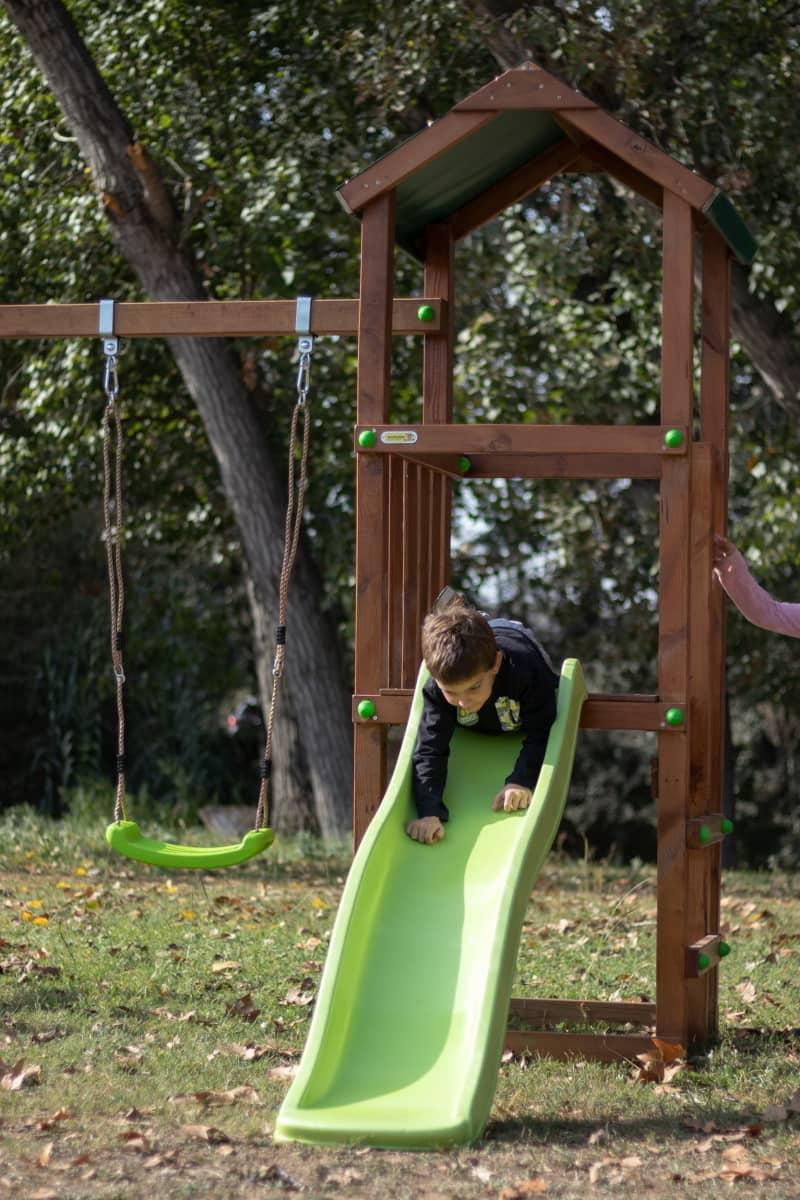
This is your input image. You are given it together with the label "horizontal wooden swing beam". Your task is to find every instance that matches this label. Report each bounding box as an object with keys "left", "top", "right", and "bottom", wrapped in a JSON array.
[
  {"left": 353, "top": 692, "right": 685, "bottom": 732},
  {"left": 0, "top": 297, "right": 445, "bottom": 339}
]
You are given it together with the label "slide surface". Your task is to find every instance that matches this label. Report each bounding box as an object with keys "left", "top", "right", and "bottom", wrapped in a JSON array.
[{"left": 275, "top": 658, "right": 586, "bottom": 1149}]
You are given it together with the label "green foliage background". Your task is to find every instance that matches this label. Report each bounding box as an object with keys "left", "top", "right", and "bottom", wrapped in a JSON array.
[{"left": 0, "top": 0, "right": 798, "bottom": 864}]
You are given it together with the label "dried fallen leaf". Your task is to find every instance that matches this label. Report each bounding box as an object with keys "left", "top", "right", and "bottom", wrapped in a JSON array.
[
  {"left": 499, "top": 1179, "right": 550, "bottom": 1198},
  {"left": 211, "top": 960, "right": 241, "bottom": 973},
  {"left": 0, "top": 1058, "right": 41, "bottom": 1090},
  {"left": 193, "top": 1085, "right": 261, "bottom": 1107},
  {"left": 225, "top": 994, "right": 260, "bottom": 1022},
  {"left": 181, "top": 1123, "right": 230, "bottom": 1144}
]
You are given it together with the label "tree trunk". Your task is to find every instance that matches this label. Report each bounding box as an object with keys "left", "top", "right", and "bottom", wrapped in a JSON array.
[{"left": 3, "top": 0, "right": 352, "bottom": 838}]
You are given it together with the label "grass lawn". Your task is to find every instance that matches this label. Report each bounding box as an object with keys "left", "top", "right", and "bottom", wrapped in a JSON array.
[{"left": 1, "top": 807, "right": 798, "bottom": 1199}]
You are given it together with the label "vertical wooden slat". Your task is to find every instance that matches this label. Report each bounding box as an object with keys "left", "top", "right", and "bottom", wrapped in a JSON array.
[
  {"left": 423, "top": 225, "right": 455, "bottom": 608},
  {"left": 692, "top": 228, "right": 732, "bottom": 1041},
  {"left": 387, "top": 455, "right": 404, "bottom": 687},
  {"left": 657, "top": 191, "right": 694, "bottom": 1045},
  {"left": 401, "top": 463, "right": 421, "bottom": 687},
  {"left": 353, "top": 192, "right": 395, "bottom": 845}
]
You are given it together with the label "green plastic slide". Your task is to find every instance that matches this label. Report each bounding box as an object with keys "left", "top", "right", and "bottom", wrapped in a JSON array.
[{"left": 275, "top": 658, "right": 586, "bottom": 1149}]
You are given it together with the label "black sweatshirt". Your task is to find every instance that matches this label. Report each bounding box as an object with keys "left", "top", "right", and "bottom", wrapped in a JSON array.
[{"left": 411, "top": 619, "right": 558, "bottom": 821}]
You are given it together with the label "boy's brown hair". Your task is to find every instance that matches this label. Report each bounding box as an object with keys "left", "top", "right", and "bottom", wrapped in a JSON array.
[{"left": 421, "top": 603, "right": 497, "bottom": 685}]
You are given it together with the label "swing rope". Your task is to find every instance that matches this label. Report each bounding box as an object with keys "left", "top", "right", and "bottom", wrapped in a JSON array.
[
  {"left": 100, "top": 297, "right": 314, "bottom": 868},
  {"left": 100, "top": 311, "right": 128, "bottom": 824},
  {"left": 255, "top": 310, "right": 313, "bottom": 830}
]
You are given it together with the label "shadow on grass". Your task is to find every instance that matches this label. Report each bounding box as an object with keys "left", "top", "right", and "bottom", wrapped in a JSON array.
[{"left": 485, "top": 1110, "right": 760, "bottom": 1146}]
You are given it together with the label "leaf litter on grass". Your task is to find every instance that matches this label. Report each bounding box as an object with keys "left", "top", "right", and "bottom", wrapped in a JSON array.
[{"left": 1, "top": 835, "right": 799, "bottom": 1198}]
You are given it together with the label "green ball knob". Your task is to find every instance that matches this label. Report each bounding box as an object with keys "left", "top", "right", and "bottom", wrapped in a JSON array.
[
  {"left": 358, "top": 429, "right": 377, "bottom": 449},
  {"left": 718, "top": 940, "right": 731, "bottom": 958},
  {"left": 721, "top": 817, "right": 734, "bottom": 835},
  {"left": 697, "top": 952, "right": 710, "bottom": 971},
  {"left": 664, "top": 428, "right": 684, "bottom": 449},
  {"left": 458, "top": 455, "right": 471, "bottom": 474},
  {"left": 357, "top": 699, "right": 376, "bottom": 720},
  {"left": 417, "top": 304, "right": 435, "bottom": 323},
  {"left": 699, "top": 824, "right": 711, "bottom": 845},
  {"left": 665, "top": 706, "right": 685, "bottom": 727}
]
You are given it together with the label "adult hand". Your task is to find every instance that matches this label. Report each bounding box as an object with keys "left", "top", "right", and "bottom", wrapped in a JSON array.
[
  {"left": 405, "top": 815, "right": 445, "bottom": 844},
  {"left": 491, "top": 785, "right": 532, "bottom": 812}
]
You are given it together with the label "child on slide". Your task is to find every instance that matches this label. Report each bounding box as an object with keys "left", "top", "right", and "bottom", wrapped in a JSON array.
[
  {"left": 407, "top": 597, "right": 558, "bottom": 845},
  {"left": 713, "top": 535, "right": 800, "bottom": 637}
]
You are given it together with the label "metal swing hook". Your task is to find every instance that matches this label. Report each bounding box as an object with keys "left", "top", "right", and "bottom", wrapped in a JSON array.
[
  {"left": 99, "top": 298, "right": 121, "bottom": 401},
  {"left": 295, "top": 296, "right": 314, "bottom": 404}
]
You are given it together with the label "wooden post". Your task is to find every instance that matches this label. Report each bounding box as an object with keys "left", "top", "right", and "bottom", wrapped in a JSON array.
[
  {"left": 656, "top": 191, "right": 694, "bottom": 1045},
  {"left": 687, "top": 228, "right": 732, "bottom": 1041},
  {"left": 353, "top": 193, "right": 396, "bottom": 845},
  {"left": 686, "top": 444, "right": 718, "bottom": 1041}
]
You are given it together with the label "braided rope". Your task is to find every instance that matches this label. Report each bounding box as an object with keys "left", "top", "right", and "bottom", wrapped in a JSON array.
[
  {"left": 101, "top": 386, "right": 127, "bottom": 823},
  {"left": 255, "top": 348, "right": 312, "bottom": 831}
]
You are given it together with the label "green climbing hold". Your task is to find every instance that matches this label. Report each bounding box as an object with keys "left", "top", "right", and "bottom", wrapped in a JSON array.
[
  {"left": 721, "top": 817, "right": 734, "bottom": 835},
  {"left": 357, "top": 699, "right": 376, "bottom": 720},
  {"left": 699, "top": 824, "right": 711, "bottom": 845},
  {"left": 697, "top": 952, "right": 710, "bottom": 971},
  {"left": 358, "top": 429, "right": 377, "bottom": 449},
  {"left": 718, "top": 940, "right": 731, "bottom": 958},
  {"left": 417, "top": 304, "right": 435, "bottom": 323},
  {"left": 664, "top": 428, "right": 684, "bottom": 449},
  {"left": 458, "top": 455, "right": 471, "bottom": 474},
  {"left": 665, "top": 706, "right": 685, "bottom": 727}
]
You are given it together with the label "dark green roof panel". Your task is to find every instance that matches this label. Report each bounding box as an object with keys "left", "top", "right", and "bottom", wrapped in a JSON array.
[
  {"left": 703, "top": 190, "right": 757, "bottom": 265},
  {"left": 393, "top": 110, "right": 566, "bottom": 258}
]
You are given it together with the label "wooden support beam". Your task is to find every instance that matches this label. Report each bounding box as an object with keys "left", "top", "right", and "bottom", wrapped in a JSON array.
[
  {"left": 354, "top": 423, "right": 688, "bottom": 457},
  {"left": 656, "top": 191, "right": 695, "bottom": 1046},
  {"left": 338, "top": 111, "right": 497, "bottom": 214},
  {"left": 569, "top": 140, "right": 663, "bottom": 209},
  {"left": 685, "top": 814, "right": 734, "bottom": 849},
  {"left": 353, "top": 193, "right": 395, "bottom": 846},
  {"left": 685, "top": 933, "right": 729, "bottom": 978},
  {"left": 0, "top": 298, "right": 444, "bottom": 340},
  {"left": 557, "top": 108, "right": 715, "bottom": 211},
  {"left": 504, "top": 1031, "right": 656, "bottom": 1062},
  {"left": 509, "top": 997, "right": 656, "bottom": 1027},
  {"left": 462, "top": 452, "right": 662, "bottom": 479},
  {"left": 448, "top": 139, "right": 585, "bottom": 241},
  {"left": 453, "top": 66, "right": 597, "bottom": 112},
  {"left": 352, "top": 691, "right": 680, "bottom": 731}
]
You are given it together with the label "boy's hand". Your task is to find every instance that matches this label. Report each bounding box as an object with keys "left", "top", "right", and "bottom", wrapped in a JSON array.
[
  {"left": 406, "top": 815, "right": 445, "bottom": 844},
  {"left": 492, "top": 786, "right": 532, "bottom": 813}
]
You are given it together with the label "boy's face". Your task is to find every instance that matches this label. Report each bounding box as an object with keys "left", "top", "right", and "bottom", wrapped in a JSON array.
[{"left": 434, "top": 651, "right": 502, "bottom": 714}]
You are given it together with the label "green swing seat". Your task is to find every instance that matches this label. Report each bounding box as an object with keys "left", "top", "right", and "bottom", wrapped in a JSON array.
[{"left": 105, "top": 819, "right": 274, "bottom": 870}]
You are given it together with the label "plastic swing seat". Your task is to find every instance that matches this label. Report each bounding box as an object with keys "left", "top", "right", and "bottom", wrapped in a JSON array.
[{"left": 105, "top": 819, "right": 274, "bottom": 869}]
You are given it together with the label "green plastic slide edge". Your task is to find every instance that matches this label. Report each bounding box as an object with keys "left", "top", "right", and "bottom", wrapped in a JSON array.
[
  {"left": 275, "top": 657, "right": 587, "bottom": 1147},
  {"left": 105, "top": 820, "right": 274, "bottom": 870}
]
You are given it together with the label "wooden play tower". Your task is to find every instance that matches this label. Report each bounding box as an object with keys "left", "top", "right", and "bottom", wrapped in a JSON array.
[{"left": 343, "top": 63, "right": 756, "bottom": 1059}]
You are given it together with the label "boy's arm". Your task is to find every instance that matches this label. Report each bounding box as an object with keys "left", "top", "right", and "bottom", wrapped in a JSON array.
[
  {"left": 504, "top": 665, "right": 558, "bottom": 792},
  {"left": 411, "top": 684, "right": 456, "bottom": 820}
]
